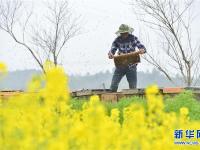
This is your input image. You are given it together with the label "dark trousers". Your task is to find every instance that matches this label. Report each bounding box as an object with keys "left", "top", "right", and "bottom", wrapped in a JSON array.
[{"left": 110, "top": 65, "right": 137, "bottom": 92}]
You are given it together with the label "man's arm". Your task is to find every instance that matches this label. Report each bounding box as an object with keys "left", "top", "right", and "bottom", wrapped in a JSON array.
[
  {"left": 135, "top": 36, "right": 146, "bottom": 54},
  {"left": 108, "top": 40, "right": 118, "bottom": 59}
]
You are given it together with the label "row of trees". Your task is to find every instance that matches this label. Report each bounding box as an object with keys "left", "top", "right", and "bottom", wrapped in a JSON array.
[{"left": 0, "top": 0, "right": 199, "bottom": 86}]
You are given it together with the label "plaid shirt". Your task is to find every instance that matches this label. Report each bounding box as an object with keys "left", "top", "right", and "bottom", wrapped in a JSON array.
[{"left": 110, "top": 34, "right": 146, "bottom": 55}]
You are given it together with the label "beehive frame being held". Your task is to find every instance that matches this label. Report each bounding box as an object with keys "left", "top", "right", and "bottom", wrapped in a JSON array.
[{"left": 114, "top": 51, "right": 140, "bottom": 68}]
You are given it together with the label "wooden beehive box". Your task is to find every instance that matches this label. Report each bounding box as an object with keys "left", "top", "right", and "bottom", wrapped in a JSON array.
[{"left": 114, "top": 51, "right": 140, "bottom": 68}]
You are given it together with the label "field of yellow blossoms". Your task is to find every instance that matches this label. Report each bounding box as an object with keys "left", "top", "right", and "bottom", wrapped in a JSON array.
[{"left": 1, "top": 62, "right": 200, "bottom": 150}]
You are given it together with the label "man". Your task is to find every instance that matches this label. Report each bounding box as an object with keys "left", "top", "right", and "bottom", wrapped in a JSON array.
[{"left": 108, "top": 24, "right": 146, "bottom": 92}]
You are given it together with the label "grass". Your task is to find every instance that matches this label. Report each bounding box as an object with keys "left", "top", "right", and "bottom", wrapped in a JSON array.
[
  {"left": 164, "top": 91, "right": 200, "bottom": 120},
  {"left": 70, "top": 91, "right": 200, "bottom": 121}
]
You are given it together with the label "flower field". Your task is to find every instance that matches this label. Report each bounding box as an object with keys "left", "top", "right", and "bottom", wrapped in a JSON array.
[{"left": 1, "top": 63, "right": 200, "bottom": 150}]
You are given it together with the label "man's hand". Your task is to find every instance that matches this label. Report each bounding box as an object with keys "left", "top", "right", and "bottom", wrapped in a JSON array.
[
  {"left": 108, "top": 51, "right": 114, "bottom": 59},
  {"left": 138, "top": 49, "right": 146, "bottom": 54}
]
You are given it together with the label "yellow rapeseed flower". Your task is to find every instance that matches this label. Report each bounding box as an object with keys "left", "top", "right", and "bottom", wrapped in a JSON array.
[
  {"left": 0, "top": 62, "right": 7, "bottom": 76},
  {"left": 180, "top": 107, "right": 189, "bottom": 116}
]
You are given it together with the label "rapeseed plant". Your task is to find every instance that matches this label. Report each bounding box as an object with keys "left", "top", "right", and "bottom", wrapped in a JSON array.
[{"left": 0, "top": 62, "right": 200, "bottom": 150}]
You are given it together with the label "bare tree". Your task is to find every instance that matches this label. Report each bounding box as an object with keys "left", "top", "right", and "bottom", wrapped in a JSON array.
[
  {"left": 0, "top": 0, "right": 80, "bottom": 73},
  {"left": 132, "top": 0, "right": 200, "bottom": 87}
]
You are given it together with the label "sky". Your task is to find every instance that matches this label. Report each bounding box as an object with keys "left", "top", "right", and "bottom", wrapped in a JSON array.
[{"left": 0, "top": 0, "right": 200, "bottom": 75}]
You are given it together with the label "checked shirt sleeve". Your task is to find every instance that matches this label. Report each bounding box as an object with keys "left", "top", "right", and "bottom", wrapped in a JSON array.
[
  {"left": 135, "top": 36, "right": 146, "bottom": 52},
  {"left": 110, "top": 40, "right": 118, "bottom": 55}
]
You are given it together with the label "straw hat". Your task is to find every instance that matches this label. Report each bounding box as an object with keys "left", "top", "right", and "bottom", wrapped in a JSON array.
[{"left": 115, "top": 24, "right": 134, "bottom": 34}]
